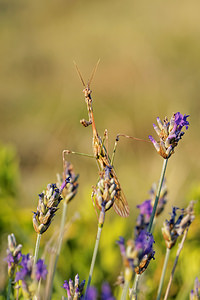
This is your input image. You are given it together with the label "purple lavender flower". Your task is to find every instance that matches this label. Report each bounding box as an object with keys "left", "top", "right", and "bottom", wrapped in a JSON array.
[
  {"left": 15, "top": 255, "right": 47, "bottom": 283},
  {"left": 134, "top": 230, "right": 155, "bottom": 274},
  {"left": 35, "top": 259, "right": 48, "bottom": 281},
  {"left": 15, "top": 254, "right": 32, "bottom": 282},
  {"left": 33, "top": 181, "right": 69, "bottom": 234},
  {"left": 62, "top": 280, "right": 71, "bottom": 298},
  {"left": 57, "top": 161, "right": 79, "bottom": 204},
  {"left": 174, "top": 112, "right": 189, "bottom": 130},
  {"left": 163, "top": 202, "right": 195, "bottom": 250},
  {"left": 62, "top": 274, "right": 85, "bottom": 299},
  {"left": 101, "top": 282, "right": 115, "bottom": 300},
  {"left": 137, "top": 200, "right": 153, "bottom": 218},
  {"left": 135, "top": 230, "right": 155, "bottom": 259},
  {"left": 92, "top": 166, "right": 117, "bottom": 213},
  {"left": 135, "top": 200, "right": 153, "bottom": 237},
  {"left": 190, "top": 277, "right": 200, "bottom": 300},
  {"left": 162, "top": 207, "right": 184, "bottom": 249},
  {"left": 6, "top": 233, "right": 22, "bottom": 278},
  {"left": 85, "top": 286, "right": 98, "bottom": 300},
  {"left": 117, "top": 230, "right": 155, "bottom": 276},
  {"left": 149, "top": 112, "right": 189, "bottom": 158}
]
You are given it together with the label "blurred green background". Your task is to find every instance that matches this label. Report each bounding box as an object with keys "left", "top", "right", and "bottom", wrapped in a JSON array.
[{"left": 0, "top": 0, "right": 200, "bottom": 299}]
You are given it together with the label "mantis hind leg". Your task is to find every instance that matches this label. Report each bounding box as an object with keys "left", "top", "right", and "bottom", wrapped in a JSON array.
[
  {"left": 111, "top": 133, "right": 151, "bottom": 166},
  {"left": 62, "top": 149, "right": 96, "bottom": 166}
]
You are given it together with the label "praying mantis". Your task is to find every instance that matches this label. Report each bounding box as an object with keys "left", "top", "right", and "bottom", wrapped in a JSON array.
[{"left": 63, "top": 62, "right": 129, "bottom": 217}]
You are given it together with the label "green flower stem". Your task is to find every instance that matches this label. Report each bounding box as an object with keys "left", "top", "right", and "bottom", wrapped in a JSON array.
[
  {"left": 121, "top": 279, "right": 130, "bottom": 300},
  {"left": 130, "top": 158, "right": 169, "bottom": 299},
  {"left": 148, "top": 158, "right": 168, "bottom": 233},
  {"left": 7, "top": 278, "right": 12, "bottom": 300},
  {"left": 130, "top": 274, "right": 140, "bottom": 300},
  {"left": 163, "top": 227, "right": 189, "bottom": 300},
  {"left": 47, "top": 202, "right": 68, "bottom": 300},
  {"left": 34, "top": 233, "right": 42, "bottom": 266},
  {"left": 156, "top": 248, "right": 171, "bottom": 300},
  {"left": 84, "top": 207, "right": 105, "bottom": 299}
]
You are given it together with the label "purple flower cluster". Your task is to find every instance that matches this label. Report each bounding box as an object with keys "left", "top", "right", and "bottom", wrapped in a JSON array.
[
  {"left": 135, "top": 181, "right": 167, "bottom": 237},
  {"left": 85, "top": 282, "right": 115, "bottom": 300},
  {"left": 135, "top": 200, "right": 153, "bottom": 236},
  {"left": 6, "top": 233, "right": 22, "bottom": 278},
  {"left": 62, "top": 274, "right": 85, "bottom": 299},
  {"left": 57, "top": 161, "right": 79, "bottom": 204},
  {"left": 117, "top": 229, "right": 155, "bottom": 276},
  {"left": 149, "top": 112, "right": 189, "bottom": 158},
  {"left": 162, "top": 207, "right": 184, "bottom": 249},
  {"left": 92, "top": 166, "right": 117, "bottom": 213},
  {"left": 190, "top": 277, "right": 200, "bottom": 300},
  {"left": 33, "top": 181, "right": 69, "bottom": 234},
  {"left": 15, "top": 254, "right": 47, "bottom": 282}
]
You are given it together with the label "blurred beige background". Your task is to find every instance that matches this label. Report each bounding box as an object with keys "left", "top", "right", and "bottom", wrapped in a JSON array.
[{"left": 0, "top": 0, "right": 199, "bottom": 216}]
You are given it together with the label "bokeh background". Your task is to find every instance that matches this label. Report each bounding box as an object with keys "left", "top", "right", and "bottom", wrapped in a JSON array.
[{"left": 0, "top": 0, "right": 200, "bottom": 299}]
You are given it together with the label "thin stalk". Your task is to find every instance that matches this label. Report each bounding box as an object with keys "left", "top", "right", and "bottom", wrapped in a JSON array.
[
  {"left": 34, "top": 233, "right": 42, "bottom": 266},
  {"left": 129, "top": 158, "right": 169, "bottom": 300},
  {"left": 84, "top": 208, "right": 105, "bottom": 299},
  {"left": 47, "top": 202, "right": 68, "bottom": 300},
  {"left": 148, "top": 158, "right": 168, "bottom": 233},
  {"left": 156, "top": 248, "right": 171, "bottom": 300},
  {"left": 7, "top": 278, "right": 12, "bottom": 300},
  {"left": 121, "top": 279, "right": 130, "bottom": 300},
  {"left": 163, "top": 227, "right": 189, "bottom": 300},
  {"left": 130, "top": 273, "right": 140, "bottom": 300}
]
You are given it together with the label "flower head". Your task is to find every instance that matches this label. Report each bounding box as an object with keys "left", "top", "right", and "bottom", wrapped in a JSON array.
[
  {"left": 117, "top": 230, "right": 155, "bottom": 277},
  {"left": 135, "top": 200, "right": 153, "bottom": 237},
  {"left": 149, "top": 112, "right": 189, "bottom": 158},
  {"left": 85, "top": 286, "right": 98, "bottom": 300},
  {"left": 35, "top": 259, "right": 48, "bottom": 281},
  {"left": 57, "top": 161, "right": 79, "bottom": 204},
  {"left": 33, "top": 180, "right": 69, "bottom": 234},
  {"left": 15, "top": 254, "right": 47, "bottom": 283},
  {"left": 6, "top": 233, "right": 22, "bottom": 278},
  {"left": 101, "top": 282, "right": 115, "bottom": 300},
  {"left": 190, "top": 277, "right": 200, "bottom": 300},
  {"left": 135, "top": 181, "right": 167, "bottom": 237},
  {"left": 15, "top": 254, "right": 47, "bottom": 298},
  {"left": 62, "top": 274, "right": 85, "bottom": 300},
  {"left": 162, "top": 202, "right": 195, "bottom": 249},
  {"left": 162, "top": 207, "right": 184, "bottom": 249},
  {"left": 92, "top": 166, "right": 117, "bottom": 213},
  {"left": 15, "top": 254, "right": 32, "bottom": 282}
]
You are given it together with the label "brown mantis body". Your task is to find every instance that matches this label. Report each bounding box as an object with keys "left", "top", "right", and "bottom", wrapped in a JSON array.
[{"left": 76, "top": 63, "right": 129, "bottom": 217}]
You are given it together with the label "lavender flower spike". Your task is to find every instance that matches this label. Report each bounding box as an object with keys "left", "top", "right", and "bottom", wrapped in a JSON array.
[
  {"left": 149, "top": 112, "right": 189, "bottom": 158},
  {"left": 57, "top": 161, "right": 79, "bottom": 204},
  {"left": 117, "top": 230, "right": 155, "bottom": 277},
  {"left": 35, "top": 259, "right": 48, "bottom": 281},
  {"left": 33, "top": 181, "right": 69, "bottom": 234},
  {"left": 62, "top": 274, "right": 85, "bottom": 300},
  {"left": 190, "top": 277, "right": 200, "bottom": 300},
  {"left": 6, "top": 233, "right": 22, "bottom": 278},
  {"left": 15, "top": 254, "right": 47, "bottom": 298}
]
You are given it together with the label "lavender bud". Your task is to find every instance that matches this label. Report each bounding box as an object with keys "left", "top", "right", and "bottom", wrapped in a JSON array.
[
  {"left": 149, "top": 112, "right": 189, "bottom": 158},
  {"left": 62, "top": 275, "right": 85, "bottom": 300},
  {"left": 33, "top": 183, "right": 64, "bottom": 234},
  {"left": 190, "top": 277, "right": 200, "bottom": 300},
  {"left": 6, "top": 233, "right": 22, "bottom": 278},
  {"left": 57, "top": 161, "right": 79, "bottom": 204},
  {"left": 93, "top": 166, "right": 117, "bottom": 213}
]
